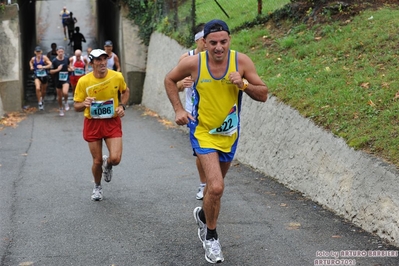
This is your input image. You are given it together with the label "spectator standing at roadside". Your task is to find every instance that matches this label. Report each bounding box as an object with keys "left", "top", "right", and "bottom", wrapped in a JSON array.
[
  {"left": 59, "top": 6, "right": 70, "bottom": 40},
  {"left": 71, "top": 26, "right": 86, "bottom": 52},
  {"left": 176, "top": 23, "right": 207, "bottom": 200},
  {"left": 73, "top": 49, "right": 130, "bottom": 201},
  {"left": 50, "top": 46, "right": 71, "bottom": 116},
  {"left": 29, "top": 46, "right": 52, "bottom": 110},
  {"left": 164, "top": 19, "right": 268, "bottom": 263},
  {"left": 104, "top": 40, "right": 121, "bottom": 72}
]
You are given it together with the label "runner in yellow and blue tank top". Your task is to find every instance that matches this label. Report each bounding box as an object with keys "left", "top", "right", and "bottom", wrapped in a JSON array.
[
  {"left": 165, "top": 19, "right": 268, "bottom": 264},
  {"left": 190, "top": 49, "right": 242, "bottom": 157}
]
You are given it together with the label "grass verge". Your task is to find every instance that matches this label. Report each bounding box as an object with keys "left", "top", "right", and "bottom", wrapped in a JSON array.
[{"left": 231, "top": 6, "right": 399, "bottom": 166}]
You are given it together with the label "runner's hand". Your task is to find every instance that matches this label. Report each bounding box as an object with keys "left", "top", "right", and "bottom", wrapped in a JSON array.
[
  {"left": 175, "top": 109, "right": 194, "bottom": 126},
  {"left": 116, "top": 106, "right": 125, "bottom": 117},
  {"left": 83, "top": 97, "right": 95, "bottom": 108},
  {"left": 228, "top": 71, "right": 244, "bottom": 88}
]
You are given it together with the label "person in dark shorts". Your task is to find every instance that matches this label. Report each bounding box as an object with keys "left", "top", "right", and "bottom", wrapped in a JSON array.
[
  {"left": 71, "top": 26, "right": 86, "bottom": 52},
  {"left": 59, "top": 6, "right": 70, "bottom": 40},
  {"left": 66, "top": 12, "right": 78, "bottom": 45},
  {"left": 29, "top": 46, "right": 52, "bottom": 110},
  {"left": 49, "top": 46, "right": 71, "bottom": 116}
]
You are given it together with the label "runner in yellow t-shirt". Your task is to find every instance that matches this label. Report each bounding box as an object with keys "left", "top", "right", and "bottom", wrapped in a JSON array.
[{"left": 74, "top": 49, "right": 130, "bottom": 201}]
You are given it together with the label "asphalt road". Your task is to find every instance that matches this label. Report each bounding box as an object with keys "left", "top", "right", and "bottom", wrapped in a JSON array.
[
  {"left": 0, "top": 102, "right": 398, "bottom": 266},
  {"left": 2, "top": 0, "right": 399, "bottom": 265}
]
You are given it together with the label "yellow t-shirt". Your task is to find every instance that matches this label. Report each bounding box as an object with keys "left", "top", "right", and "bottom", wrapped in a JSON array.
[
  {"left": 190, "top": 50, "right": 242, "bottom": 152},
  {"left": 74, "top": 70, "right": 127, "bottom": 119}
]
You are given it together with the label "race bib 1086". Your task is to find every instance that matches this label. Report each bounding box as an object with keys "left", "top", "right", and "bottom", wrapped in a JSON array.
[{"left": 90, "top": 99, "right": 115, "bottom": 119}]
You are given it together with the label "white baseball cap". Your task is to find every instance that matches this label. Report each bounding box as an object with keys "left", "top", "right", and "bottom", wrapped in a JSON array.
[{"left": 88, "top": 49, "right": 108, "bottom": 62}]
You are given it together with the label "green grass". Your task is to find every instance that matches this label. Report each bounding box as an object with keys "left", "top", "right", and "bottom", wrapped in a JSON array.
[
  {"left": 171, "top": 0, "right": 290, "bottom": 46},
  {"left": 229, "top": 7, "right": 399, "bottom": 166},
  {"left": 167, "top": 2, "right": 399, "bottom": 167}
]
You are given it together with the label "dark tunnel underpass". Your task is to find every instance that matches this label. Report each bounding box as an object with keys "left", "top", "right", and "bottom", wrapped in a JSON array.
[{"left": 18, "top": 0, "right": 122, "bottom": 102}]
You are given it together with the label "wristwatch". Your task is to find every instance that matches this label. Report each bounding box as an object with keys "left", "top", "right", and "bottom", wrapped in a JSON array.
[
  {"left": 241, "top": 78, "right": 249, "bottom": 91},
  {"left": 119, "top": 104, "right": 126, "bottom": 110}
]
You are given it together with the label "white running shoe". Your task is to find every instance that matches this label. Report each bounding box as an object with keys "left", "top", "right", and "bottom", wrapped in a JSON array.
[
  {"left": 102, "top": 155, "right": 113, "bottom": 182},
  {"left": 193, "top": 207, "right": 206, "bottom": 243},
  {"left": 91, "top": 185, "right": 103, "bottom": 201},
  {"left": 59, "top": 108, "right": 64, "bottom": 117},
  {"left": 64, "top": 102, "right": 70, "bottom": 111},
  {"left": 38, "top": 103, "right": 44, "bottom": 111},
  {"left": 203, "top": 238, "right": 224, "bottom": 263},
  {"left": 196, "top": 185, "right": 205, "bottom": 200}
]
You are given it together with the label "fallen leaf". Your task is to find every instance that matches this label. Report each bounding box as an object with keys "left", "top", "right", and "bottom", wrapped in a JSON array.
[
  {"left": 367, "top": 100, "right": 376, "bottom": 107},
  {"left": 19, "top": 262, "right": 34, "bottom": 266},
  {"left": 360, "top": 82, "right": 370, "bottom": 89},
  {"left": 286, "top": 222, "right": 301, "bottom": 230},
  {"left": 381, "top": 82, "right": 389, "bottom": 89}
]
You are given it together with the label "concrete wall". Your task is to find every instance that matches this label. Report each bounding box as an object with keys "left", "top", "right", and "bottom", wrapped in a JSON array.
[
  {"left": 0, "top": 4, "right": 23, "bottom": 115},
  {"left": 141, "top": 32, "right": 399, "bottom": 247},
  {"left": 120, "top": 5, "right": 147, "bottom": 105},
  {"left": 142, "top": 32, "right": 187, "bottom": 117}
]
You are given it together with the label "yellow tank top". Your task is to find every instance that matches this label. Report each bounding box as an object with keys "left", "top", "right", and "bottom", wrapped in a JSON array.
[
  {"left": 73, "top": 70, "right": 127, "bottom": 119},
  {"left": 190, "top": 50, "right": 242, "bottom": 152}
]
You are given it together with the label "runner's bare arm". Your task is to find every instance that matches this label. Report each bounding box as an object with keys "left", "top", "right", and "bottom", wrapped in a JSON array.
[
  {"left": 114, "top": 55, "right": 121, "bottom": 72},
  {"left": 74, "top": 97, "right": 96, "bottom": 112},
  {"left": 29, "top": 58, "right": 34, "bottom": 71},
  {"left": 43, "top": 56, "right": 52, "bottom": 69},
  {"left": 237, "top": 53, "right": 268, "bottom": 102},
  {"left": 164, "top": 56, "right": 196, "bottom": 125}
]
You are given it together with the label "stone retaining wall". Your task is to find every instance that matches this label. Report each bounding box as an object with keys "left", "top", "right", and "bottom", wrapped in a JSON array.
[{"left": 142, "top": 32, "right": 399, "bottom": 247}]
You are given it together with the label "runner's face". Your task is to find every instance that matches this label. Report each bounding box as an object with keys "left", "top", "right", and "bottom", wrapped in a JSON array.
[
  {"left": 204, "top": 31, "right": 230, "bottom": 62},
  {"left": 196, "top": 38, "right": 206, "bottom": 52},
  {"left": 104, "top": 46, "right": 112, "bottom": 53},
  {"left": 92, "top": 55, "right": 108, "bottom": 74},
  {"left": 57, "top": 49, "right": 64, "bottom": 57},
  {"left": 75, "top": 52, "right": 82, "bottom": 59}
]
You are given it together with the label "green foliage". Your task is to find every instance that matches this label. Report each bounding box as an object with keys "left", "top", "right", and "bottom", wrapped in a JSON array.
[
  {"left": 121, "top": 1, "right": 399, "bottom": 166},
  {"left": 123, "top": 0, "right": 290, "bottom": 47},
  {"left": 232, "top": 7, "right": 399, "bottom": 166},
  {"left": 121, "top": 0, "right": 164, "bottom": 46}
]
